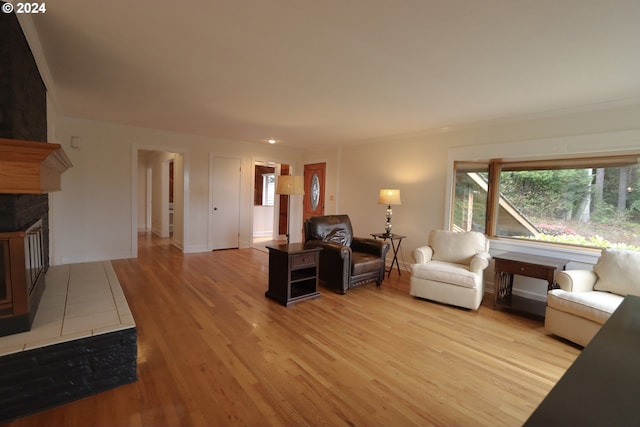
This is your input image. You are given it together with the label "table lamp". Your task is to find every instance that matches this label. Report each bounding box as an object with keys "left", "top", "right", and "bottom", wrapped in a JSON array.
[{"left": 378, "top": 189, "right": 401, "bottom": 235}]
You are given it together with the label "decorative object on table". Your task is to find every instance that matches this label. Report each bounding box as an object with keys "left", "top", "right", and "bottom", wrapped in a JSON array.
[
  {"left": 378, "top": 189, "right": 401, "bottom": 235},
  {"left": 275, "top": 175, "right": 304, "bottom": 244},
  {"left": 410, "top": 230, "right": 491, "bottom": 310},
  {"left": 304, "top": 215, "right": 390, "bottom": 294}
]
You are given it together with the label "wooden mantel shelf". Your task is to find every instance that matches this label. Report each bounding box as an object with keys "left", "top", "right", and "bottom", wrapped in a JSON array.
[{"left": 0, "top": 137, "right": 73, "bottom": 194}]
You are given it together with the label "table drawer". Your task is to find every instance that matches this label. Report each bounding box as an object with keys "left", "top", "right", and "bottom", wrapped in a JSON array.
[
  {"left": 291, "top": 252, "right": 317, "bottom": 269},
  {"left": 496, "top": 259, "right": 552, "bottom": 280}
]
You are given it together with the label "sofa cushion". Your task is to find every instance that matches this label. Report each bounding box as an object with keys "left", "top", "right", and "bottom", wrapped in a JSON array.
[
  {"left": 411, "top": 261, "right": 480, "bottom": 289},
  {"left": 547, "top": 289, "right": 623, "bottom": 325},
  {"left": 429, "top": 230, "right": 487, "bottom": 265},
  {"left": 593, "top": 249, "right": 640, "bottom": 296}
]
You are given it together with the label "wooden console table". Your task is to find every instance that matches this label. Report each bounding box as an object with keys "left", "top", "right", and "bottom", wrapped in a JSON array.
[
  {"left": 494, "top": 252, "right": 568, "bottom": 317},
  {"left": 525, "top": 295, "right": 640, "bottom": 426},
  {"left": 265, "top": 244, "right": 321, "bottom": 306}
]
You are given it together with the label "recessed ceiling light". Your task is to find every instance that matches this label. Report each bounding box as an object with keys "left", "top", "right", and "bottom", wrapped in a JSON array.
[{"left": 267, "top": 138, "right": 277, "bottom": 144}]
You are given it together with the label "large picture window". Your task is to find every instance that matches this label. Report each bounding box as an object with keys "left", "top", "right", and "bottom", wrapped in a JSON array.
[{"left": 452, "top": 155, "right": 640, "bottom": 251}]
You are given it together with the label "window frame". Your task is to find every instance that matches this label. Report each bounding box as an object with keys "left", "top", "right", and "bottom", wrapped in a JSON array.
[
  {"left": 452, "top": 154, "right": 640, "bottom": 249},
  {"left": 444, "top": 129, "right": 640, "bottom": 265}
]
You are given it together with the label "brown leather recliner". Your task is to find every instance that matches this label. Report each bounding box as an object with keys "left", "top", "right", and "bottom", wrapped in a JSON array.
[{"left": 304, "top": 215, "right": 390, "bottom": 294}]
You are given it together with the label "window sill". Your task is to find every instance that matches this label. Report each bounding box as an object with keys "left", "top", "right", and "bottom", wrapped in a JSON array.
[{"left": 488, "top": 237, "right": 601, "bottom": 269}]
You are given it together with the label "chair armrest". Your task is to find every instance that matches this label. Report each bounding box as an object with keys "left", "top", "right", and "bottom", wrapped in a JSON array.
[
  {"left": 352, "top": 237, "right": 390, "bottom": 258},
  {"left": 556, "top": 270, "right": 598, "bottom": 292},
  {"left": 305, "top": 240, "right": 350, "bottom": 259},
  {"left": 470, "top": 252, "right": 491, "bottom": 274},
  {"left": 412, "top": 246, "right": 434, "bottom": 264}
]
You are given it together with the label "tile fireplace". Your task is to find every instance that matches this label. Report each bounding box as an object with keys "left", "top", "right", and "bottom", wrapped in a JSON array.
[
  {"left": 0, "top": 139, "right": 72, "bottom": 336},
  {"left": 1, "top": 6, "right": 69, "bottom": 337}
]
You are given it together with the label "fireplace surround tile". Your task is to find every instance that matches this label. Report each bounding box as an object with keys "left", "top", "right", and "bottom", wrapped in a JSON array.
[
  {"left": 0, "top": 343, "right": 23, "bottom": 355},
  {"left": 23, "top": 330, "right": 92, "bottom": 351},
  {"left": 0, "top": 261, "right": 135, "bottom": 356},
  {"left": 65, "top": 297, "right": 117, "bottom": 317},
  {"left": 62, "top": 310, "right": 121, "bottom": 336}
]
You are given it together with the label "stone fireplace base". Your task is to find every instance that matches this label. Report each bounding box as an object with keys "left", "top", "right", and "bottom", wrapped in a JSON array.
[{"left": 0, "top": 261, "right": 137, "bottom": 422}]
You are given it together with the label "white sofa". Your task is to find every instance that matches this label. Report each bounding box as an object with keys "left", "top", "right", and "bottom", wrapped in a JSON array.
[
  {"left": 410, "top": 230, "right": 491, "bottom": 310},
  {"left": 545, "top": 248, "right": 640, "bottom": 347}
]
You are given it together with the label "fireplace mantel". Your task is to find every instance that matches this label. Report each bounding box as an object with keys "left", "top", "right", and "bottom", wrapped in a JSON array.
[{"left": 0, "top": 138, "right": 72, "bottom": 194}]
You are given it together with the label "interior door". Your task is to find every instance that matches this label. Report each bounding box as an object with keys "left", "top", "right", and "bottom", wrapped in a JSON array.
[
  {"left": 278, "top": 164, "right": 290, "bottom": 236},
  {"left": 303, "top": 163, "right": 326, "bottom": 223},
  {"left": 209, "top": 156, "right": 241, "bottom": 250}
]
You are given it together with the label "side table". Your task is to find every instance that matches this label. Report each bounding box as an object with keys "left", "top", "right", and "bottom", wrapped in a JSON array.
[
  {"left": 494, "top": 252, "right": 568, "bottom": 317},
  {"left": 371, "top": 233, "right": 406, "bottom": 278},
  {"left": 265, "top": 243, "right": 321, "bottom": 306}
]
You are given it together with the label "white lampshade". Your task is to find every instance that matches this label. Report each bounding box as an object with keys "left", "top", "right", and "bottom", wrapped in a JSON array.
[
  {"left": 276, "top": 175, "right": 305, "bottom": 195},
  {"left": 378, "top": 189, "right": 401, "bottom": 205}
]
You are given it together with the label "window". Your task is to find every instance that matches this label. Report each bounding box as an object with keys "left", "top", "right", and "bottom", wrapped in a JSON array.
[
  {"left": 262, "top": 173, "right": 275, "bottom": 206},
  {"left": 452, "top": 155, "right": 640, "bottom": 251},
  {"left": 452, "top": 162, "right": 489, "bottom": 234}
]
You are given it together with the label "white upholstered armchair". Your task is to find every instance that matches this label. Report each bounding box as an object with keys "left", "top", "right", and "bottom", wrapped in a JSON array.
[{"left": 410, "top": 230, "right": 491, "bottom": 310}]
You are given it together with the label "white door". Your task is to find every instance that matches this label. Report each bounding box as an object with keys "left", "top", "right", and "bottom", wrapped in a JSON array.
[{"left": 209, "top": 156, "right": 241, "bottom": 250}]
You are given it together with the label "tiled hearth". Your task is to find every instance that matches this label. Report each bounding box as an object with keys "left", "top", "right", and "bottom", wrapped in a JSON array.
[
  {"left": 0, "top": 262, "right": 137, "bottom": 422},
  {"left": 0, "top": 261, "right": 135, "bottom": 356}
]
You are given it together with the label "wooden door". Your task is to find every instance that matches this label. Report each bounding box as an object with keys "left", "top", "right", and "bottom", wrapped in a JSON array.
[
  {"left": 209, "top": 156, "right": 241, "bottom": 250},
  {"left": 278, "top": 164, "right": 290, "bottom": 236},
  {"left": 303, "top": 163, "right": 326, "bottom": 223}
]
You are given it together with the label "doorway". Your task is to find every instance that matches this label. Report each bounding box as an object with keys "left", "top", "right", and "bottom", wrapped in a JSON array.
[
  {"left": 252, "top": 161, "right": 277, "bottom": 246},
  {"left": 252, "top": 161, "right": 289, "bottom": 250},
  {"left": 134, "top": 149, "right": 186, "bottom": 255}
]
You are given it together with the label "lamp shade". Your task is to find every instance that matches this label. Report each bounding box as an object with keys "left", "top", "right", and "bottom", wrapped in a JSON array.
[
  {"left": 276, "top": 175, "right": 305, "bottom": 195},
  {"left": 378, "top": 189, "right": 401, "bottom": 205}
]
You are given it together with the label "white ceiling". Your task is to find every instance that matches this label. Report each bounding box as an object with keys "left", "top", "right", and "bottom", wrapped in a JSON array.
[{"left": 30, "top": 0, "right": 640, "bottom": 149}]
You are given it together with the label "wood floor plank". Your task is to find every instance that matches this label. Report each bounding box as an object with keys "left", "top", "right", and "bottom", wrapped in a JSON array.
[{"left": 3, "top": 234, "right": 581, "bottom": 426}]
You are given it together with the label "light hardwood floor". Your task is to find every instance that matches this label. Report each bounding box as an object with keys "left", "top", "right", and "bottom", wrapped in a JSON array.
[{"left": 5, "top": 234, "right": 580, "bottom": 427}]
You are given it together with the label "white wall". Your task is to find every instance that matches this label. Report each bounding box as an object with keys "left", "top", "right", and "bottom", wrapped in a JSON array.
[
  {"left": 326, "top": 104, "right": 640, "bottom": 256},
  {"left": 310, "top": 103, "right": 640, "bottom": 300},
  {"left": 253, "top": 206, "right": 274, "bottom": 238},
  {"left": 48, "top": 117, "right": 303, "bottom": 265}
]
